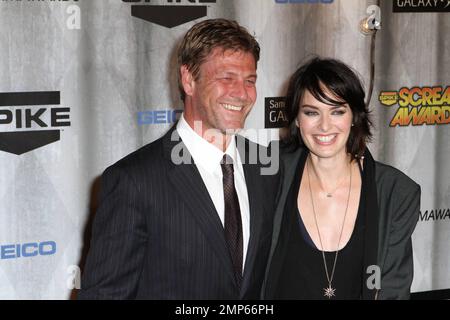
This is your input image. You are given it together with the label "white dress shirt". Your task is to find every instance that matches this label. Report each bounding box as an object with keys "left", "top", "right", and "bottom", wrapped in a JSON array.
[{"left": 176, "top": 114, "right": 250, "bottom": 271}]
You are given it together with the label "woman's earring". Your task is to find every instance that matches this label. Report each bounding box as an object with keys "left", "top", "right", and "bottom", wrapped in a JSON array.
[{"left": 351, "top": 123, "right": 355, "bottom": 127}]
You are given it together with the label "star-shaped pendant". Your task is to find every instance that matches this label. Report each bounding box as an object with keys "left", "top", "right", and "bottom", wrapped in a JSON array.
[{"left": 324, "top": 285, "right": 336, "bottom": 299}]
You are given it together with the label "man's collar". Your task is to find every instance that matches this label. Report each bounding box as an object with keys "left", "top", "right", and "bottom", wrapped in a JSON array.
[{"left": 177, "top": 114, "right": 238, "bottom": 173}]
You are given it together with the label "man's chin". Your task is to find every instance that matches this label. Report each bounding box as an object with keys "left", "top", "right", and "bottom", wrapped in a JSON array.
[{"left": 221, "top": 127, "right": 242, "bottom": 136}]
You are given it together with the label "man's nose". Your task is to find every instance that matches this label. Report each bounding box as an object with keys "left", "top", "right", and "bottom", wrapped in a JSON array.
[{"left": 230, "top": 80, "right": 249, "bottom": 100}]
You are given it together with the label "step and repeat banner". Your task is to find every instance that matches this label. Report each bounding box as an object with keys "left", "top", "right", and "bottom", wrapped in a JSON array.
[{"left": 0, "top": 0, "right": 448, "bottom": 299}]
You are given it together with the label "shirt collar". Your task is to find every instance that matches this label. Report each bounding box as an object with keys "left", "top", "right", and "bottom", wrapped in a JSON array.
[{"left": 177, "top": 114, "right": 238, "bottom": 174}]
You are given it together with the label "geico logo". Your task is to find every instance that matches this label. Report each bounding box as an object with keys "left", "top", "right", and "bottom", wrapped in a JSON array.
[
  {"left": 0, "top": 108, "right": 70, "bottom": 128},
  {"left": 0, "top": 241, "right": 57, "bottom": 260},
  {"left": 275, "top": 0, "right": 334, "bottom": 3},
  {"left": 138, "top": 109, "right": 182, "bottom": 125},
  {"left": 122, "top": 0, "right": 216, "bottom": 3}
]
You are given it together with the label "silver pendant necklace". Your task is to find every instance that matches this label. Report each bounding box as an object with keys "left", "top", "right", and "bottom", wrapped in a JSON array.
[
  {"left": 306, "top": 157, "right": 352, "bottom": 299},
  {"left": 323, "top": 174, "right": 347, "bottom": 198}
]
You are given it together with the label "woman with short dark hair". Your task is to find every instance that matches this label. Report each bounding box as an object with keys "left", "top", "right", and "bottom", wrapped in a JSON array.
[{"left": 263, "top": 57, "right": 420, "bottom": 300}]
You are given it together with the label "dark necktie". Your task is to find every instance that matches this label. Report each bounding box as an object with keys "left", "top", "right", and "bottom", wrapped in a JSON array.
[{"left": 221, "top": 154, "right": 243, "bottom": 289}]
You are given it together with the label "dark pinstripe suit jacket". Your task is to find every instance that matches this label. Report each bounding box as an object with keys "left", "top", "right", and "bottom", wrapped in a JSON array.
[{"left": 78, "top": 126, "right": 280, "bottom": 299}]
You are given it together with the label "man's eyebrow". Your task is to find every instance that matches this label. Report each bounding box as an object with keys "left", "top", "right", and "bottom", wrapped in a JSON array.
[{"left": 218, "top": 71, "right": 257, "bottom": 79}]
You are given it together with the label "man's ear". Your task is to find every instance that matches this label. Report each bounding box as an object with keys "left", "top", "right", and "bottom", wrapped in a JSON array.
[{"left": 180, "top": 65, "right": 195, "bottom": 97}]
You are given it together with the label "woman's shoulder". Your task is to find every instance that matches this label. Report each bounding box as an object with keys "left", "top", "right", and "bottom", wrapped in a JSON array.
[
  {"left": 278, "top": 142, "right": 306, "bottom": 171},
  {"left": 373, "top": 160, "right": 420, "bottom": 194},
  {"left": 279, "top": 140, "right": 306, "bottom": 157}
]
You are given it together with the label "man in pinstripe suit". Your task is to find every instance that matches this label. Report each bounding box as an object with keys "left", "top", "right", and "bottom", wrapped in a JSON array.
[{"left": 78, "top": 19, "right": 280, "bottom": 300}]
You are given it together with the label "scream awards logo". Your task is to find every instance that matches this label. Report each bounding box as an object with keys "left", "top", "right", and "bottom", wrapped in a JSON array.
[
  {"left": 393, "top": 0, "right": 450, "bottom": 12},
  {"left": 379, "top": 86, "right": 450, "bottom": 127},
  {"left": 0, "top": 91, "right": 71, "bottom": 155},
  {"left": 122, "top": 0, "right": 217, "bottom": 28},
  {"left": 419, "top": 208, "right": 450, "bottom": 221}
]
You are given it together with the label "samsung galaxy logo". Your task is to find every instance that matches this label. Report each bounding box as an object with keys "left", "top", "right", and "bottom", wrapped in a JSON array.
[
  {"left": 393, "top": 0, "right": 450, "bottom": 12},
  {"left": 265, "top": 97, "right": 288, "bottom": 129}
]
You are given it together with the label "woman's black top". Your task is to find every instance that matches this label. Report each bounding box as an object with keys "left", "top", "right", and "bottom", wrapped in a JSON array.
[{"left": 274, "top": 153, "right": 366, "bottom": 300}]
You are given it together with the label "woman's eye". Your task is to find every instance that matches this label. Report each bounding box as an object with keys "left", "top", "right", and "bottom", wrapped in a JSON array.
[{"left": 332, "top": 109, "right": 346, "bottom": 115}]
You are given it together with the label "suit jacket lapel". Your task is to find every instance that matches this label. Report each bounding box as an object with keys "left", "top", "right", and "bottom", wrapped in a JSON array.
[
  {"left": 162, "top": 127, "right": 236, "bottom": 282},
  {"left": 240, "top": 160, "right": 264, "bottom": 296},
  {"left": 262, "top": 147, "right": 304, "bottom": 298},
  {"left": 237, "top": 136, "right": 281, "bottom": 297},
  {"left": 361, "top": 149, "right": 380, "bottom": 299}
]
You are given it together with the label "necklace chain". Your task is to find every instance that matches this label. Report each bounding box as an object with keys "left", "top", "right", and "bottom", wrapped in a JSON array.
[
  {"left": 306, "top": 157, "right": 352, "bottom": 298},
  {"left": 321, "top": 174, "right": 347, "bottom": 198}
]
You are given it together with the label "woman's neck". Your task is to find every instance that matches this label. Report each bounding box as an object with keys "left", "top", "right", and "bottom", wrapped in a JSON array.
[{"left": 307, "top": 152, "right": 353, "bottom": 188}]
